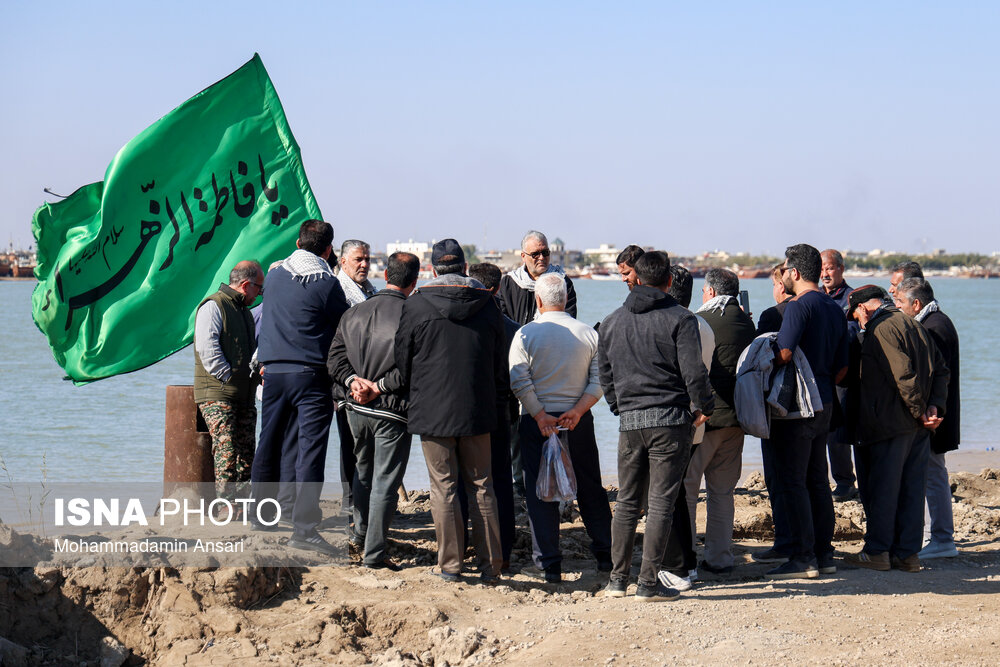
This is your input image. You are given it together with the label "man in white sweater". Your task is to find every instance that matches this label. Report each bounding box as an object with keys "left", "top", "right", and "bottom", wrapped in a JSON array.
[{"left": 508, "top": 273, "right": 613, "bottom": 583}]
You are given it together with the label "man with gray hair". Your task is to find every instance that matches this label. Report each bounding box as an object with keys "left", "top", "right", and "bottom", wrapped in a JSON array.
[
  {"left": 498, "top": 230, "right": 578, "bottom": 325},
  {"left": 508, "top": 272, "right": 613, "bottom": 583},
  {"left": 194, "top": 260, "right": 264, "bottom": 507},
  {"left": 821, "top": 248, "right": 859, "bottom": 502},
  {"left": 894, "top": 278, "right": 961, "bottom": 560},
  {"left": 685, "top": 268, "right": 756, "bottom": 576},
  {"left": 335, "top": 238, "right": 377, "bottom": 531}
]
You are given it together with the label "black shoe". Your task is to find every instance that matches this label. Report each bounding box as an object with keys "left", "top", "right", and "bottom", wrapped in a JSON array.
[
  {"left": 635, "top": 582, "right": 680, "bottom": 602},
  {"left": 699, "top": 560, "right": 733, "bottom": 576},
  {"left": 832, "top": 484, "right": 858, "bottom": 502},
  {"left": 544, "top": 567, "right": 562, "bottom": 584},
  {"left": 603, "top": 579, "right": 627, "bottom": 598},
  {"left": 364, "top": 558, "right": 402, "bottom": 572},
  {"left": 751, "top": 548, "right": 790, "bottom": 564},
  {"left": 430, "top": 567, "right": 461, "bottom": 583},
  {"left": 817, "top": 552, "right": 837, "bottom": 575},
  {"left": 250, "top": 520, "right": 279, "bottom": 532},
  {"left": 288, "top": 533, "right": 339, "bottom": 556},
  {"left": 765, "top": 559, "right": 819, "bottom": 580},
  {"left": 481, "top": 570, "right": 501, "bottom": 585}
]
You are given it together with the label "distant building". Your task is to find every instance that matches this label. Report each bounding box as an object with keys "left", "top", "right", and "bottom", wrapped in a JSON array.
[
  {"left": 583, "top": 243, "right": 621, "bottom": 268},
  {"left": 386, "top": 240, "right": 430, "bottom": 264}
]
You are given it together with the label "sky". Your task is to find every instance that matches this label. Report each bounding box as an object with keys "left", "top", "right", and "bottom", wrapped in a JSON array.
[{"left": 3, "top": 2, "right": 998, "bottom": 257}]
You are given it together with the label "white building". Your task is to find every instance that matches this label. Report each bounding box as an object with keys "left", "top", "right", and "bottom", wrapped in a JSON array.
[{"left": 386, "top": 239, "right": 430, "bottom": 263}]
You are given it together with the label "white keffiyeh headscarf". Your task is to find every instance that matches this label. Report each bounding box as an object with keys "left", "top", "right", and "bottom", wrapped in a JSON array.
[
  {"left": 697, "top": 294, "right": 736, "bottom": 315},
  {"left": 337, "top": 269, "right": 377, "bottom": 307},
  {"left": 281, "top": 249, "right": 334, "bottom": 283}
]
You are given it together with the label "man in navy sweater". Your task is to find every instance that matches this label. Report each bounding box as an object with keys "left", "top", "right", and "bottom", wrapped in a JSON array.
[{"left": 252, "top": 220, "right": 350, "bottom": 555}]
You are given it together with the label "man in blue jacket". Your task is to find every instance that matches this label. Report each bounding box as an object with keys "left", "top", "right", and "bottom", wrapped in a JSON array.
[{"left": 252, "top": 220, "right": 350, "bottom": 556}]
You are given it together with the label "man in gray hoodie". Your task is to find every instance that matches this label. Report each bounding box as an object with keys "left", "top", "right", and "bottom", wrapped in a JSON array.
[{"left": 597, "top": 251, "right": 713, "bottom": 602}]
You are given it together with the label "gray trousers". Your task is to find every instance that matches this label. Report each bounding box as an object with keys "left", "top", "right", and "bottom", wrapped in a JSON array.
[
  {"left": 684, "top": 426, "right": 745, "bottom": 569},
  {"left": 924, "top": 452, "right": 954, "bottom": 544},
  {"left": 421, "top": 433, "right": 502, "bottom": 576},
  {"left": 611, "top": 424, "right": 692, "bottom": 587},
  {"left": 348, "top": 410, "right": 411, "bottom": 565}
]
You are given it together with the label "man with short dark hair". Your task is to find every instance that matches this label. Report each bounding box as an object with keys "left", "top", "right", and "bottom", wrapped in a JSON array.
[
  {"left": 894, "top": 278, "right": 961, "bottom": 560},
  {"left": 395, "top": 240, "right": 507, "bottom": 581},
  {"left": 658, "top": 264, "right": 715, "bottom": 591},
  {"left": 194, "top": 260, "right": 264, "bottom": 506},
  {"left": 253, "top": 220, "right": 350, "bottom": 555},
  {"left": 616, "top": 244, "right": 645, "bottom": 291},
  {"left": 889, "top": 260, "right": 924, "bottom": 296},
  {"left": 598, "top": 251, "right": 713, "bottom": 601},
  {"left": 820, "top": 249, "right": 859, "bottom": 502},
  {"left": 845, "top": 285, "right": 949, "bottom": 573},
  {"left": 327, "top": 252, "right": 420, "bottom": 570},
  {"left": 498, "top": 231, "right": 578, "bottom": 324},
  {"left": 765, "top": 243, "right": 849, "bottom": 580},
  {"left": 686, "top": 268, "right": 756, "bottom": 575}
]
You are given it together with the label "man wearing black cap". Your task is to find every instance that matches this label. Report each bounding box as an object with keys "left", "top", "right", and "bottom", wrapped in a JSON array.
[
  {"left": 844, "top": 285, "right": 949, "bottom": 573},
  {"left": 394, "top": 239, "right": 507, "bottom": 582}
]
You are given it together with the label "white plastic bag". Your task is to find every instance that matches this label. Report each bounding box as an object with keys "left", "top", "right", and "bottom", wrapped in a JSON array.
[{"left": 535, "top": 431, "right": 578, "bottom": 502}]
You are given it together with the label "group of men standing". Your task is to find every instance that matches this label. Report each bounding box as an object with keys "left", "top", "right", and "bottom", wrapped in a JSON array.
[{"left": 192, "top": 224, "right": 960, "bottom": 596}]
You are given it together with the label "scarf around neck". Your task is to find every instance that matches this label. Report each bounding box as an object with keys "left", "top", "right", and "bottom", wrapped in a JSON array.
[
  {"left": 337, "top": 269, "right": 377, "bottom": 307},
  {"left": 509, "top": 263, "right": 566, "bottom": 290},
  {"left": 915, "top": 299, "right": 940, "bottom": 322},
  {"left": 281, "top": 249, "right": 334, "bottom": 284},
  {"left": 697, "top": 294, "right": 736, "bottom": 315}
]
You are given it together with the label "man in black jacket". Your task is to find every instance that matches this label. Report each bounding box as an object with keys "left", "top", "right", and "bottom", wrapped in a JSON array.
[
  {"left": 894, "top": 278, "right": 961, "bottom": 560},
  {"left": 497, "top": 230, "right": 578, "bottom": 324},
  {"left": 327, "top": 252, "right": 420, "bottom": 570},
  {"left": 395, "top": 239, "right": 506, "bottom": 582},
  {"left": 685, "top": 268, "right": 756, "bottom": 575},
  {"left": 598, "top": 251, "right": 713, "bottom": 601}
]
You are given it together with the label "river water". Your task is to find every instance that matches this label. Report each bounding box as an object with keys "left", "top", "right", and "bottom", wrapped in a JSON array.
[{"left": 1, "top": 276, "right": 996, "bottom": 489}]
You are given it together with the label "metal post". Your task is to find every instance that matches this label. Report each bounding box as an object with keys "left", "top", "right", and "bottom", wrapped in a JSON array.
[{"left": 163, "top": 385, "right": 215, "bottom": 499}]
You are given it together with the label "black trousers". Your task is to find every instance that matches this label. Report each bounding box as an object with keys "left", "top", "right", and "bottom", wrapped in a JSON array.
[
  {"left": 768, "top": 408, "right": 835, "bottom": 563},
  {"left": 519, "top": 411, "right": 613, "bottom": 571},
  {"left": 854, "top": 429, "right": 930, "bottom": 558},
  {"left": 661, "top": 460, "right": 697, "bottom": 577}
]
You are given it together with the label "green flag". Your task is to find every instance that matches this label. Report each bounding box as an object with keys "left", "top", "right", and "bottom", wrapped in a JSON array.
[{"left": 31, "top": 54, "right": 321, "bottom": 384}]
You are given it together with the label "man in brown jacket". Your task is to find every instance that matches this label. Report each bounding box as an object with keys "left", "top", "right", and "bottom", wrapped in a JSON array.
[{"left": 844, "top": 285, "right": 949, "bottom": 573}]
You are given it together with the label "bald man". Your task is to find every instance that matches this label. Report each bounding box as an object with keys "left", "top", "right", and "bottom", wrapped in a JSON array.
[{"left": 194, "top": 260, "right": 265, "bottom": 507}]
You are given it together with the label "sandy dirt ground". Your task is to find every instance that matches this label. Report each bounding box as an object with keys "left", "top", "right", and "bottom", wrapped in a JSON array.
[{"left": 2, "top": 453, "right": 999, "bottom": 666}]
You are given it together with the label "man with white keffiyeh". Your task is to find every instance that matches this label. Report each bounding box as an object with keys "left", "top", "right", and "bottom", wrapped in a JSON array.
[
  {"left": 333, "top": 239, "right": 377, "bottom": 528},
  {"left": 251, "top": 220, "right": 350, "bottom": 556}
]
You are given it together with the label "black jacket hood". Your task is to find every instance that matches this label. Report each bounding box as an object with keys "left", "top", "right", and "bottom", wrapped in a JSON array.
[
  {"left": 624, "top": 285, "right": 679, "bottom": 314},
  {"left": 418, "top": 274, "right": 494, "bottom": 321}
]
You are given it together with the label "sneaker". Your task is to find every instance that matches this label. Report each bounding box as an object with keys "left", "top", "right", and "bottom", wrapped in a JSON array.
[
  {"left": 657, "top": 569, "right": 693, "bottom": 592},
  {"left": 817, "top": 552, "right": 837, "bottom": 575},
  {"left": 288, "top": 532, "right": 339, "bottom": 557},
  {"left": 522, "top": 565, "right": 561, "bottom": 583},
  {"left": 430, "top": 566, "right": 461, "bottom": 583},
  {"left": 249, "top": 519, "right": 279, "bottom": 532},
  {"left": 603, "top": 580, "right": 627, "bottom": 598},
  {"left": 765, "top": 559, "right": 820, "bottom": 580},
  {"left": 480, "top": 570, "right": 501, "bottom": 585},
  {"left": 891, "top": 554, "right": 921, "bottom": 573},
  {"left": 699, "top": 559, "right": 733, "bottom": 576},
  {"left": 751, "top": 548, "right": 790, "bottom": 564},
  {"left": 831, "top": 484, "right": 858, "bottom": 502},
  {"left": 844, "top": 550, "right": 890, "bottom": 571},
  {"left": 918, "top": 541, "right": 958, "bottom": 560},
  {"left": 635, "top": 582, "right": 680, "bottom": 602}
]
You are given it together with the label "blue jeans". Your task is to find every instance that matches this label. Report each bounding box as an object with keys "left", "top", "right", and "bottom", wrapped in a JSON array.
[{"left": 611, "top": 424, "right": 692, "bottom": 587}]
